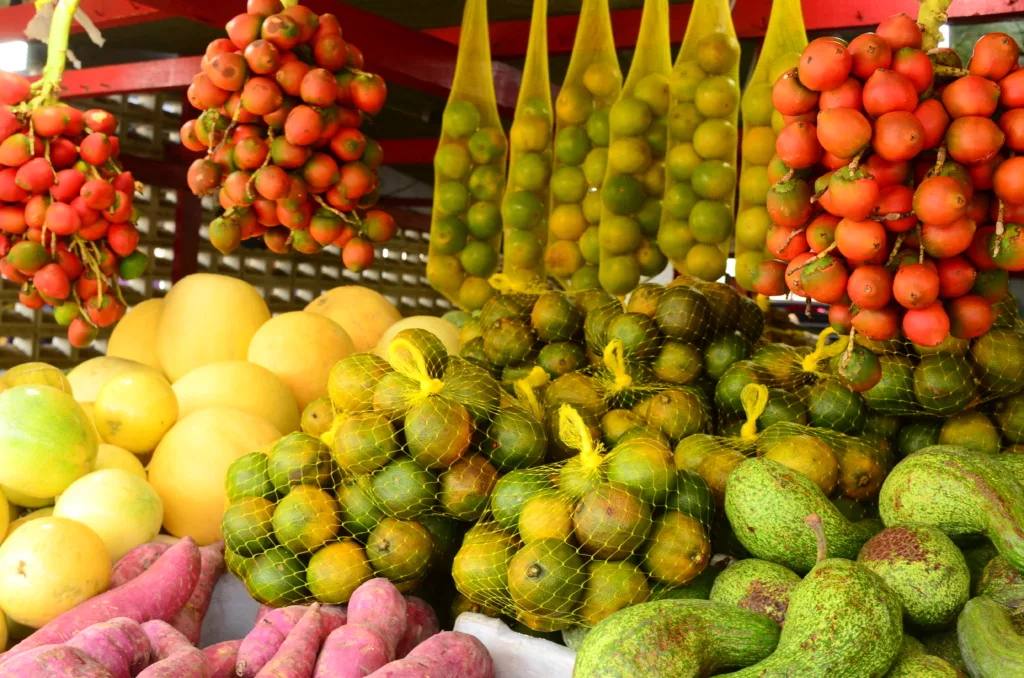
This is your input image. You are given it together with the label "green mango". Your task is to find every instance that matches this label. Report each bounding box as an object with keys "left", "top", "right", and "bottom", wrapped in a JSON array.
[
  {"left": 878, "top": 445, "right": 1024, "bottom": 572},
  {"left": 574, "top": 599, "right": 781, "bottom": 678},
  {"left": 724, "top": 458, "right": 881, "bottom": 573}
]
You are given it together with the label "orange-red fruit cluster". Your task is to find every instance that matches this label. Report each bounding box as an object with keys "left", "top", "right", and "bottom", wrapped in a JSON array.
[
  {"left": 754, "top": 16, "right": 1021, "bottom": 350},
  {"left": 183, "top": 0, "right": 394, "bottom": 272},
  {"left": 1, "top": 71, "right": 148, "bottom": 349}
]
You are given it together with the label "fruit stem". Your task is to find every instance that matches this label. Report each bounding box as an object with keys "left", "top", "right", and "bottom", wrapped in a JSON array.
[
  {"left": 885, "top": 232, "right": 907, "bottom": 267},
  {"left": 245, "top": 128, "right": 275, "bottom": 198},
  {"left": 847, "top": 148, "right": 866, "bottom": 172},
  {"left": 933, "top": 144, "right": 947, "bottom": 173},
  {"left": 36, "top": 0, "right": 82, "bottom": 106},
  {"left": 311, "top": 193, "right": 362, "bottom": 229},
  {"left": 791, "top": 241, "right": 838, "bottom": 274},
  {"left": 805, "top": 297, "right": 812, "bottom": 319},
  {"left": 810, "top": 187, "right": 825, "bottom": 204},
  {"left": 211, "top": 101, "right": 243, "bottom": 159},
  {"left": 778, "top": 168, "right": 794, "bottom": 185},
  {"left": 781, "top": 226, "right": 806, "bottom": 250},
  {"left": 933, "top": 65, "right": 969, "bottom": 79},
  {"left": 994, "top": 200, "right": 1006, "bottom": 257},
  {"left": 804, "top": 513, "right": 828, "bottom": 564},
  {"left": 918, "top": 0, "right": 953, "bottom": 52},
  {"left": 916, "top": 224, "right": 925, "bottom": 264},
  {"left": 840, "top": 327, "right": 857, "bottom": 372}
]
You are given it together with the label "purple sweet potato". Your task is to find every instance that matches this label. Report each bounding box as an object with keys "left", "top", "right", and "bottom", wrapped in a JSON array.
[
  {"left": 0, "top": 645, "right": 115, "bottom": 677},
  {"left": 171, "top": 541, "right": 226, "bottom": 644},
  {"left": 312, "top": 624, "right": 393, "bottom": 678},
  {"left": 236, "top": 606, "right": 307, "bottom": 678},
  {"left": 365, "top": 656, "right": 448, "bottom": 678},
  {"left": 137, "top": 620, "right": 211, "bottom": 678},
  {"left": 254, "top": 603, "right": 322, "bottom": 678},
  {"left": 64, "top": 617, "right": 150, "bottom": 678},
  {"left": 346, "top": 579, "right": 407, "bottom": 655},
  {"left": 407, "top": 632, "right": 493, "bottom": 678},
  {"left": 395, "top": 598, "right": 439, "bottom": 659},
  {"left": 203, "top": 640, "right": 240, "bottom": 678},
  {"left": 111, "top": 543, "right": 171, "bottom": 588},
  {"left": 2, "top": 538, "right": 202, "bottom": 659}
]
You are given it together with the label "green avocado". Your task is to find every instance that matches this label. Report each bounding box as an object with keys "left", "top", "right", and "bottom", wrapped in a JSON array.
[
  {"left": 708, "top": 559, "right": 801, "bottom": 625},
  {"left": 884, "top": 636, "right": 961, "bottom": 677},
  {"left": 958, "top": 596, "right": 1024, "bottom": 678}
]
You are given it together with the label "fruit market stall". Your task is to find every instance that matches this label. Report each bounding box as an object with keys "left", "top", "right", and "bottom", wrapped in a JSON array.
[{"left": 0, "top": 0, "right": 1024, "bottom": 676}]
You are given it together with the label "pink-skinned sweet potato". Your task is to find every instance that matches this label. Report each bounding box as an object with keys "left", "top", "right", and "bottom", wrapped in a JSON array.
[
  {"left": 236, "top": 606, "right": 307, "bottom": 678},
  {"left": 407, "top": 632, "right": 493, "bottom": 678},
  {"left": 170, "top": 541, "right": 226, "bottom": 644},
  {"left": 0, "top": 645, "right": 115, "bottom": 677},
  {"left": 111, "top": 544, "right": 170, "bottom": 588},
  {"left": 64, "top": 617, "right": 150, "bottom": 678},
  {"left": 320, "top": 606, "right": 347, "bottom": 634},
  {"left": 395, "top": 598, "right": 438, "bottom": 659},
  {"left": 1, "top": 538, "right": 202, "bottom": 660},
  {"left": 255, "top": 606, "right": 273, "bottom": 624},
  {"left": 137, "top": 620, "right": 210, "bottom": 678},
  {"left": 364, "top": 656, "right": 448, "bottom": 678},
  {"left": 312, "top": 624, "right": 393, "bottom": 678},
  {"left": 254, "top": 603, "right": 322, "bottom": 678},
  {"left": 347, "top": 579, "right": 407, "bottom": 655},
  {"left": 203, "top": 640, "right": 240, "bottom": 678}
]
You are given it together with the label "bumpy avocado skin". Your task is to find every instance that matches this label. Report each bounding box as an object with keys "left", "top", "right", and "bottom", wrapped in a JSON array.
[
  {"left": 573, "top": 599, "right": 780, "bottom": 678},
  {"left": 709, "top": 559, "right": 801, "bottom": 625},
  {"left": 724, "top": 458, "right": 880, "bottom": 573},
  {"left": 884, "top": 636, "right": 961, "bottom": 677},
  {"left": 720, "top": 558, "right": 903, "bottom": 678},
  {"left": 977, "top": 554, "right": 1024, "bottom": 632},
  {"left": 857, "top": 525, "right": 970, "bottom": 628},
  {"left": 958, "top": 596, "right": 1024, "bottom": 678},
  {"left": 879, "top": 445, "right": 1024, "bottom": 572}
]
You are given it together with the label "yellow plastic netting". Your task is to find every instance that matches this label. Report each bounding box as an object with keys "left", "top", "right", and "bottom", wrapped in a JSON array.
[
  {"left": 594, "top": 0, "right": 672, "bottom": 297},
  {"left": 733, "top": 0, "right": 807, "bottom": 291},
  {"left": 426, "top": 0, "right": 508, "bottom": 311},
  {"left": 659, "top": 0, "right": 741, "bottom": 282},
  {"left": 503, "top": 0, "right": 553, "bottom": 284},
  {"left": 546, "top": 0, "right": 622, "bottom": 291}
]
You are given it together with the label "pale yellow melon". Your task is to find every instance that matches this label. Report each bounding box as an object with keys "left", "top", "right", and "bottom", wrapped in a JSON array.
[
  {"left": 94, "top": 444, "right": 147, "bottom": 478},
  {"left": 107, "top": 299, "right": 165, "bottom": 372},
  {"left": 248, "top": 312, "right": 355, "bottom": 411},
  {"left": 156, "top": 274, "right": 271, "bottom": 382},
  {"left": 373, "top": 316, "right": 461, "bottom": 358},
  {"left": 305, "top": 286, "right": 401, "bottom": 353},
  {"left": 67, "top": 357, "right": 165, "bottom": 403},
  {"left": 6, "top": 507, "right": 53, "bottom": 539},
  {"left": 172, "top": 361, "right": 300, "bottom": 434},
  {"left": 148, "top": 407, "right": 281, "bottom": 545}
]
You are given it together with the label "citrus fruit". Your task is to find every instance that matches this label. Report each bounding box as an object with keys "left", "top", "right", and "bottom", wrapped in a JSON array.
[
  {"left": 602, "top": 174, "right": 646, "bottom": 215},
  {"left": 691, "top": 161, "right": 736, "bottom": 200},
  {"left": 469, "top": 164, "right": 505, "bottom": 200},
  {"left": 306, "top": 539, "right": 373, "bottom": 604},
  {"left": 549, "top": 203, "right": 588, "bottom": 240},
  {"left": 742, "top": 126, "right": 777, "bottom": 164},
  {"left": 512, "top": 152, "right": 549, "bottom": 192},
  {"left": 582, "top": 190, "right": 603, "bottom": 223},
  {"left": 938, "top": 410, "right": 1000, "bottom": 454},
  {"left": 600, "top": 255, "right": 642, "bottom": 295},
  {"left": 667, "top": 143, "right": 702, "bottom": 181},
  {"left": 468, "top": 128, "right": 507, "bottom": 165},
  {"left": 554, "top": 126, "right": 591, "bottom": 165},
  {"left": 0, "top": 517, "right": 110, "bottom": 628},
  {"left": 579, "top": 560, "right": 650, "bottom": 627},
  {"left": 460, "top": 241, "right": 499, "bottom": 278},
  {"left": 600, "top": 215, "right": 644, "bottom": 255},
  {"left": 610, "top": 98, "right": 653, "bottom": 136},
  {"left": 693, "top": 119, "right": 738, "bottom": 159},
  {"left": 645, "top": 120, "right": 668, "bottom": 158},
  {"left": 584, "top": 61, "right": 620, "bottom": 98},
  {"left": 225, "top": 452, "right": 274, "bottom": 502},
  {"left": 506, "top": 230, "right": 544, "bottom": 268},
  {"left": 642, "top": 511, "right": 710, "bottom": 587},
  {"left": 502, "top": 190, "right": 544, "bottom": 230},
  {"left": 551, "top": 166, "right": 588, "bottom": 204},
  {"left": 685, "top": 244, "right": 727, "bottom": 281},
  {"left": 53, "top": 469, "right": 163, "bottom": 561},
  {"left": 742, "top": 83, "right": 774, "bottom": 126},
  {"left": 697, "top": 32, "right": 741, "bottom": 73},
  {"left": 508, "top": 538, "right": 586, "bottom": 628},
  {"left": 246, "top": 545, "right": 308, "bottom": 606},
  {"left": 545, "top": 240, "right": 586, "bottom": 279},
  {"left": 222, "top": 496, "right": 276, "bottom": 557},
  {"left": 739, "top": 166, "right": 771, "bottom": 205},
  {"left": 432, "top": 216, "right": 468, "bottom": 255},
  {"left": 366, "top": 518, "right": 434, "bottom": 588},
  {"left": 673, "top": 61, "right": 707, "bottom": 102},
  {"left": 467, "top": 201, "right": 502, "bottom": 239},
  {"left": 437, "top": 180, "right": 470, "bottom": 215},
  {"left": 608, "top": 137, "right": 652, "bottom": 174},
  {"left": 695, "top": 75, "right": 740, "bottom": 118},
  {"left": 272, "top": 484, "right": 340, "bottom": 554},
  {"left": 511, "top": 114, "right": 551, "bottom": 152},
  {"left": 583, "top": 147, "right": 609, "bottom": 186},
  {"left": 434, "top": 143, "right": 471, "bottom": 180},
  {"left": 764, "top": 435, "right": 839, "bottom": 494},
  {"left": 574, "top": 484, "right": 652, "bottom": 559},
  {"left": 735, "top": 207, "right": 772, "bottom": 250},
  {"left": 689, "top": 200, "right": 734, "bottom": 244},
  {"left": 442, "top": 100, "right": 481, "bottom": 139},
  {"left": 586, "top": 109, "right": 611, "bottom": 146},
  {"left": 556, "top": 85, "right": 594, "bottom": 125}
]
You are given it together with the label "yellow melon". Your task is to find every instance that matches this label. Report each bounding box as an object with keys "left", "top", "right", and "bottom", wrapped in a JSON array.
[
  {"left": 373, "top": 316, "right": 461, "bottom": 358},
  {"left": 94, "top": 444, "right": 147, "bottom": 479},
  {"left": 156, "top": 274, "right": 271, "bottom": 382},
  {"left": 0, "top": 363, "right": 72, "bottom": 394},
  {"left": 247, "top": 312, "right": 355, "bottom": 411},
  {"left": 107, "top": 299, "right": 165, "bottom": 372},
  {"left": 172, "top": 361, "right": 300, "bottom": 434},
  {"left": 148, "top": 407, "right": 281, "bottom": 545},
  {"left": 6, "top": 507, "right": 53, "bottom": 539},
  {"left": 67, "top": 357, "right": 166, "bottom": 403},
  {"left": 0, "top": 517, "right": 111, "bottom": 628},
  {"left": 305, "top": 286, "right": 402, "bottom": 353}
]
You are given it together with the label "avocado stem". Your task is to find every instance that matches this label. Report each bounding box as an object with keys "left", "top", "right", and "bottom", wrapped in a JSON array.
[{"left": 804, "top": 513, "right": 828, "bottom": 563}]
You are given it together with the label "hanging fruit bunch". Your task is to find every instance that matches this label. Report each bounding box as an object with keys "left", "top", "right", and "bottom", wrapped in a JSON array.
[
  {"left": 0, "top": 0, "right": 147, "bottom": 349},
  {"left": 754, "top": 5, "right": 1022, "bottom": 356},
  {"left": 182, "top": 0, "right": 396, "bottom": 272}
]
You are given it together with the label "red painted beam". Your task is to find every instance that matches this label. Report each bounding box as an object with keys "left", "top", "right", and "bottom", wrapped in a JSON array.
[
  {"left": 36, "top": 55, "right": 202, "bottom": 98},
  {"left": 426, "top": 0, "right": 1024, "bottom": 58},
  {"left": 133, "top": 0, "right": 521, "bottom": 116},
  {"left": 378, "top": 138, "right": 438, "bottom": 166},
  {"left": 0, "top": 0, "right": 168, "bottom": 42}
]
